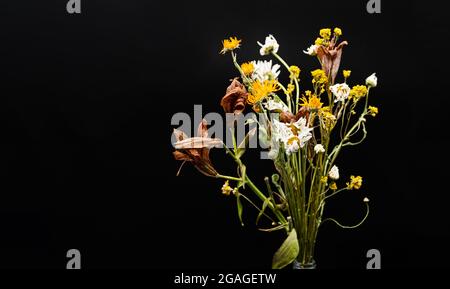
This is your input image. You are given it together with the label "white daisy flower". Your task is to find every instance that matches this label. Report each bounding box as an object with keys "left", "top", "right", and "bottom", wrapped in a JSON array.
[
  {"left": 328, "top": 165, "right": 340, "bottom": 180},
  {"left": 314, "top": 144, "right": 325, "bottom": 154},
  {"left": 270, "top": 118, "right": 313, "bottom": 156},
  {"left": 303, "top": 44, "right": 318, "bottom": 56},
  {"left": 251, "top": 60, "right": 281, "bottom": 82},
  {"left": 330, "top": 83, "right": 350, "bottom": 103},
  {"left": 257, "top": 34, "right": 279, "bottom": 56},
  {"left": 292, "top": 117, "right": 313, "bottom": 148},
  {"left": 366, "top": 73, "right": 377, "bottom": 88},
  {"left": 285, "top": 139, "right": 300, "bottom": 155}
]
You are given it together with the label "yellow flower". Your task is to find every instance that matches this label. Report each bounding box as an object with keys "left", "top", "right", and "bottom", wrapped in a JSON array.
[
  {"left": 300, "top": 93, "right": 323, "bottom": 110},
  {"left": 220, "top": 37, "right": 241, "bottom": 54},
  {"left": 319, "top": 106, "right": 336, "bottom": 130},
  {"left": 330, "top": 182, "right": 337, "bottom": 190},
  {"left": 347, "top": 175, "right": 363, "bottom": 190},
  {"left": 334, "top": 27, "right": 342, "bottom": 37},
  {"left": 368, "top": 106, "right": 379, "bottom": 117},
  {"left": 321, "top": 176, "right": 328, "bottom": 184},
  {"left": 248, "top": 80, "right": 279, "bottom": 104},
  {"left": 241, "top": 62, "right": 254, "bottom": 76},
  {"left": 289, "top": 65, "right": 301, "bottom": 80},
  {"left": 221, "top": 180, "right": 233, "bottom": 196},
  {"left": 286, "top": 83, "right": 295, "bottom": 95},
  {"left": 343, "top": 70, "right": 351, "bottom": 79},
  {"left": 350, "top": 85, "right": 368, "bottom": 100},
  {"left": 319, "top": 28, "right": 332, "bottom": 40},
  {"left": 315, "top": 37, "right": 324, "bottom": 46},
  {"left": 311, "top": 69, "right": 328, "bottom": 85}
]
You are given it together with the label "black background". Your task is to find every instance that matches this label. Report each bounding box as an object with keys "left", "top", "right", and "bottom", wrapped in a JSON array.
[{"left": 0, "top": 0, "right": 448, "bottom": 269}]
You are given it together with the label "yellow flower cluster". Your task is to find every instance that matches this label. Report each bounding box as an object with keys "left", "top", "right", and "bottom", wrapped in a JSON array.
[
  {"left": 248, "top": 80, "right": 279, "bottom": 104},
  {"left": 286, "top": 83, "right": 295, "bottom": 95},
  {"left": 289, "top": 65, "right": 301, "bottom": 80},
  {"left": 343, "top": 70, "right": 351, "bottom": 79},
  {"left": 220, "top": 37, "right": 241, "bottom": 54},
  {"left": 319, "top": 106, "right": 336, "bottom": 130},
  {"left": 311, "top": 69, "right": 328, "bottom": 85},
  {"left": 347, "top": 175, "right": 363, "bottom": 190},
  {"left": 368, "top": 106, "right": 379, "bottom": 117},
  {"left": 241, "top": 62, "right": 254, "bottom": 76},
  {"left": 334, "top": 27, "right": 342, "bottom": 37},
  {"left": 315, "top": 27, "right": 343, "bottom": 45},
  {"left": 320, "top": 28, "right": 332, "bottom": 40},
  {"left": 315, "top": 37, "right": 324, "bottom": 46},
  {"left": 350, "top": 85, "right": 368, "bottom": 101},
  {"left": 330, "top": 182, "right": 337, "bottom": 190},
  {"left": 221, "top": 180, "right": 233, "bottom": 196},
  {"left": 300, "top": 91, "right": 323, "bottom": 110}
]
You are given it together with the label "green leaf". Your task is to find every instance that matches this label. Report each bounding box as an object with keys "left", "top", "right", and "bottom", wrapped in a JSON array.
[
  {"left": 272, "top": 229, "right": 299, "bottom": 269},
  {"left": 238, "top": 164, "right": 246, "bottom": 189},
  {"left": 236, "top": 193, "right": 244, "bottom": 226},
  {"left": 236, "top": 127, "right": 257, "bottom": 159},
  {"left": 255, "top": 197, "right": 270, "bottom": 225}
]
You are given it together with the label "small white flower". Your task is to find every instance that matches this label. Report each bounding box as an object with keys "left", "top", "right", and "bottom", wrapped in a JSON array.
[
  {"left": 251, "top": 60, "right": 281, "bottom": 82},
  {"left": 303, "top": 44, "right": 318, "bottom": 56},
  {"left": 314, "top": 144, "right": 325, "bottom": 154},
  {"left": 366, "top": 73, "right": 377, "bottom": 88},
  {"left": 330, "top": 83, "right": 350, "bottom": 103},
  {"left": 363, "top": 197, "right": 370, "bottom": 203},
  {"left": 264, "top": 98, "right": 289, "bottom": 112},
  {"left": 328, "top": 165, "right": 339, "bottom": 180},
  {"left": 258, "top": 34, "right": 279, "bottom": 56}
]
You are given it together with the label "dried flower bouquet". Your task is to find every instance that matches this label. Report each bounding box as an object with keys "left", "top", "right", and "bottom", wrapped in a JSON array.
[{"left": 172, "top": 27, "right": 378, "bottom": 269}]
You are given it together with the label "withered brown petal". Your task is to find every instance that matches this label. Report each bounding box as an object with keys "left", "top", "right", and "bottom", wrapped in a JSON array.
[
  {"left": 174, "top": 137, "right": 222, "bottom": 150},
  {"left": 316, "top": 41, "right": 348, "bottom": 84},
  {"left": 173, "top": 151, "right": 191, "bottom": 161},
  {"left": 279, "top": 111, "right": 296, "bottom": 123},
  {"left": 197, "top": 119, "right": 209, "bottom": 138},
  {"left": 221, "top": 78, "right": 248, "bottom": 114},
  {"left": 173, "top": 128, "right": 188, "bottom": 142},
  {"left": 330, "top": 41, "right": 347, "bottom": 84},
  {"left": 295, "top": 107, "right": 309, "bottom": 121}
]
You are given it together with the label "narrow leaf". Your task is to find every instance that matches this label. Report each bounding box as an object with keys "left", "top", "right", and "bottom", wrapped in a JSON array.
[
  {"left": 255, "top": 197, "right": 270, "bottom": 225},
  {"left": 236, "top": 127, "right": 257, "bottom": 158},
  {"left": 236, "top": 194, "right": 244, "bottom": 226}
]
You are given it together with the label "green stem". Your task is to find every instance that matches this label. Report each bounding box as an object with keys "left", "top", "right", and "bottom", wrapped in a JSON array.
[{"left": 272, "top": 52, "right": 300, "bottom": 113}]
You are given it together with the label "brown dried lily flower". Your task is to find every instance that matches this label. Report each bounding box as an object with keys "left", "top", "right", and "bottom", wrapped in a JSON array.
[
  {"left": 220, "top": 78, "right": 248, "bottom": 114},
  {"left": 173, "top": 119, "right": 222, "bottom": 177},
  {"left": 316, "top": 37, "right": 348, "bottom": 84},
  {"left": 279, "top": 107, "right": 309, "bottom": 124}
]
